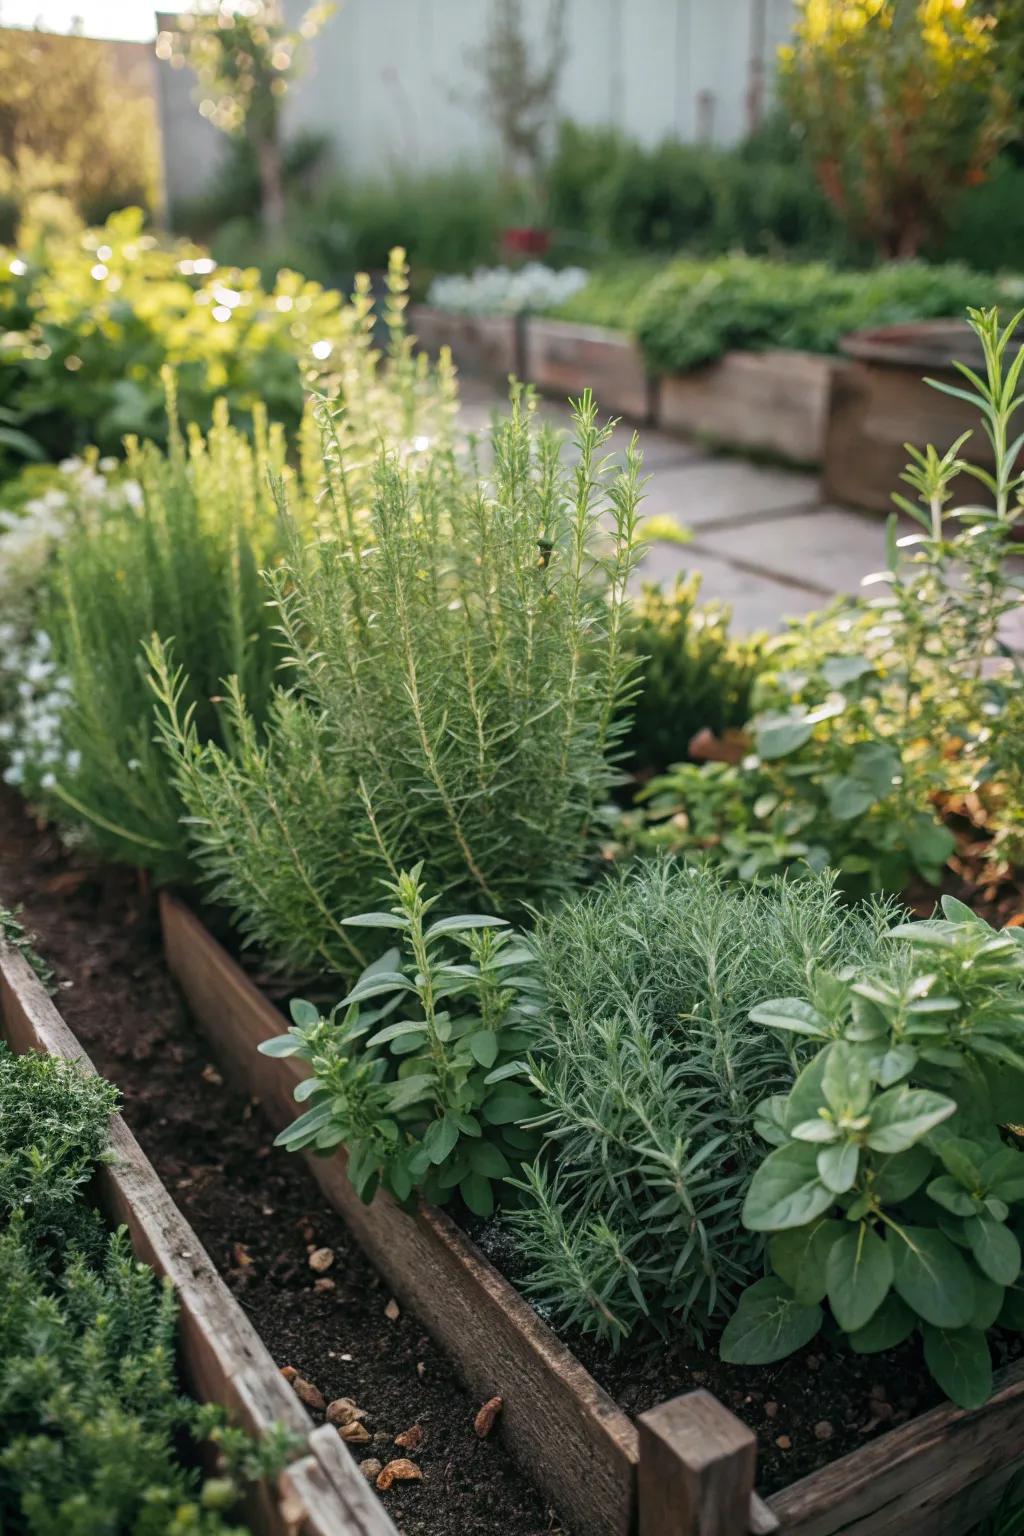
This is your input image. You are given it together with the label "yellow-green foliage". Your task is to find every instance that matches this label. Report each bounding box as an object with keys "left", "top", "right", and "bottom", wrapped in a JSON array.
[{"left": 780, "top": 0, "right": 1011, "bottom": 256}]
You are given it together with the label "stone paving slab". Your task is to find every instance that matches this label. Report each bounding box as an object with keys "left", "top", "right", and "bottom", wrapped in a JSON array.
[
  {"left": 636, "top": 456, "right": 820, "bottom": 529},
  {"left": 638, "top": 544, "right": 823, "bottom": 634},
  {"left": 454, "top": 382, "right": 896, "bottom": 634},
  {"left": 690, "top": 505, "right": 894, "bottom": 598}
]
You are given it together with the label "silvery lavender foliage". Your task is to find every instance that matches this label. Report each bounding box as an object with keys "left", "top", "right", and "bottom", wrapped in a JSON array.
[{"left": 427, "top": 262, "right": 588, "bottom": 316}]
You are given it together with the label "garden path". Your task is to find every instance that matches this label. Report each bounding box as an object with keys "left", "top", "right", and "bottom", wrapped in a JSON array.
[{"left": 457, "top": 378, "right": 907, "bottom": 636}]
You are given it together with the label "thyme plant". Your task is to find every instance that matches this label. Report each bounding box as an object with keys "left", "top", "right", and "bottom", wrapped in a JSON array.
[
  {"left": 722, "top": 898, "right": 1024, "bottom": 1410},
  {"left": 0, "top": 1045, "right": 295, "bottom": 1533},
  {"left": 503, "top": 861, "right": 897, "bottom": 1346},
  {"left": 153, "top": 389, "right": 643, "bottom": 976},
  {"left": 260, "top": 865, "right": 542, "bottom": 1215}
]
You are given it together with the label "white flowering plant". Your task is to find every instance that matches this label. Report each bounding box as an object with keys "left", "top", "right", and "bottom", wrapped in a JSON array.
[
  {"left": 0, "top": 455, "right": 145, "bottom": 805},
  {"left": 426, "top": 263, "right": 588, "bottom": 317}
]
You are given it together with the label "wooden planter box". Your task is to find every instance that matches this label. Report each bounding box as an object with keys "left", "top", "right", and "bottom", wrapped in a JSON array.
[
  {"left": 409, "top": 304, "right": 522, "bottom": 383},
  {"left": 525, "top": 317, "right": 654, "bottom": 423},
  {"left": 822, "top": 321, "right": 1001, "bottom": 513},
  {"left": 160, "top": 895, "right": 1024, "bottom": 1536},
  {"left": 0, "top": 933, "right": 397, "bottom": 1536},
  {"left": 658, "top": 350, "right": 834, "bottom": 466}
]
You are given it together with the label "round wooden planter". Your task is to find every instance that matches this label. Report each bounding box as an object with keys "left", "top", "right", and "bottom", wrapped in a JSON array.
[
  {"left": 822, "top": 319, "right": 998, "bottom": 513},
  {"left": 160, "top": 895, "right": 1024, "bottom": 1536},
  {"left": 0, "top": 933, "right": 398, "bottom": 1536}
]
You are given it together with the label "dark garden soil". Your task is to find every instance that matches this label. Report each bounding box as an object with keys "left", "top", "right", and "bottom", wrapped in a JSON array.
[
  {"left": 4, "top": 789, "right": 1021, "bottom": 1513},
  {"left": 0, "top": 788, "right": 562, "bottom": 1536}
]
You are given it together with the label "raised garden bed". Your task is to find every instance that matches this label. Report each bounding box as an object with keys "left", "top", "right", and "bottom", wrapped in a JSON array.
[
  {"left": 822, "top": 319, "right": 1003, "bottom": 512},
  {"left": 410, "top": 304, "right": 523, "bottom": 383},
  {"left": 657, "top": 350, "right": 834, "bottom": 467},
  {"left": 160, "top": 894, "right": 1024, "bottom": 1536},
  {"left": 410, "top": 308, "right": 829, "bottom": 463},
  {"left": 524, "top": 317, "right": 654, "bottom": 423},
  {"left": 0, "top": 925, "right": 396, "bottom": 1536}
]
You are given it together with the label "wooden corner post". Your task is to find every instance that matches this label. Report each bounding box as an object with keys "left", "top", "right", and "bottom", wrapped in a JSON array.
[{"left": 637, "top": 1390, "right": 757, "bottom": 1536}]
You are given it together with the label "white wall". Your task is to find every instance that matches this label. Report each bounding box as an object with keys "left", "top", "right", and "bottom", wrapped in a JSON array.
[{"left": 157, "top": 0, "right": 798, "bottom": 203}]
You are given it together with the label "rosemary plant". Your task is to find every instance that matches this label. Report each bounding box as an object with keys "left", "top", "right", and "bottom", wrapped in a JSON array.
[
  {"left": 38, "top": 251, "right": 456, "bottom": 880},
  {"left": 152, "top": 389, "right": 644, "bottom": 977},
  {"left": 504, "top": 860, "right": 898, "bottom": 1347}
]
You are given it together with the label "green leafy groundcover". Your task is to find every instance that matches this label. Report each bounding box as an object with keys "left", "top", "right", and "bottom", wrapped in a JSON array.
[
  {"left": 0, "top": 1033, "right": 291, "bottom": 1533},
  {"left": 553, "top": 253, "right": 1014, "bottom": 374}
]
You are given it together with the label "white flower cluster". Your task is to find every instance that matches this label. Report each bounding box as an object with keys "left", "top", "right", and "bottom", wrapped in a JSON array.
[
  {"left": 427, "top": 263, "right": 589, "bottom": 317},
  {"left": 0, "top": 627, "right": 77, "bottom": 797},
  {"left": 0, "top": 455, "right": 143, "bottom": 623}
]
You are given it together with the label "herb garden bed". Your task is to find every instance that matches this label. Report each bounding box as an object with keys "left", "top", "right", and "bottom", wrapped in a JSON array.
[
  {"left": 523, "top": 318, "right": 654, "bottom": 423},
  {"left": 160, "top": 894, "right": 1024, "bottom": 1536},
  {"left": 0, "top": 913, "right": 394, "bottom": 1536},
  {"left": 409, "top": 304, "right": 523, "bottom": 383},
  {"left": 0, "top": 791, "right": 560, "bottom": 1536},
  {"left": 657, "top": 351, "right": 834, "bottom": 467},
  {"left": 822, "top": 319, "right": 1010, "bottom": 512},
  {"left": 409, "top": 305, "right": 830, "bottom": 459}
]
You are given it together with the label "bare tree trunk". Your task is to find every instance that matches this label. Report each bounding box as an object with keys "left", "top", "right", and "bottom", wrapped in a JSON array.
[{"left": 256, "top": 132, "right": 285, "bottom": 233}]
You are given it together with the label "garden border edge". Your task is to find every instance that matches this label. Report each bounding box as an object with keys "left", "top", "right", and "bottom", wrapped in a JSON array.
[{"left": 0, "top": 928, "right": 398, "bottom": 1536}]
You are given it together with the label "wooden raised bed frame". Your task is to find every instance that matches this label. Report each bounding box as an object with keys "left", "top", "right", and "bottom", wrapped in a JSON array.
[
  {"left": 160, "top": 895, "right": 1024, "bottom": 1536},
  {"left": 0, "top": 932, "right": 398, "bottom": 1536}
]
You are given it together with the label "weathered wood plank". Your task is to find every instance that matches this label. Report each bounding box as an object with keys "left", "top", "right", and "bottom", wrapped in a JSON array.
[
  {"left": 658, "top": 350, "right": 833, "bottom": 466},
  {"left": 638, "top": 1390, "right": 756, "bottom": 1536},
  {"left": 526, "top": 317, "right": 654, "bottom": 422},
  {"left": 768, "top": 1357, "right": 1024, "bottom": 1536},
  {"left": 410, "top": 305, "right": 521, "bottom": 382},
  {"left": 0, "top": 935, "right": 395, "bottom": 1536},
  {"left": 160, "top": 892, "right": 640, "bottom": 1536},
  {"left": 307, "top": 1424, "right": 400, "bottom": 1536},
  {"left": 821, "top": 359, "right": 988, "bottom": 514}
]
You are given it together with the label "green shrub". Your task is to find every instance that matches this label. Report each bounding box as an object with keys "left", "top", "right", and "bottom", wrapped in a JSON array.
[
  {"left": 0, "top": 206, "right": 371, "bottom": 476},
  {"left": 260, "top": 865, "right": 543, "bottom": 1216},
  {"left": 0, "top": 1041, "right": 116, "bottom": 1245},
  {"left": 36, "top": 256, "right": 454, "bottom": 878},
  {"left": 779, "top": 0, "right": 1011, "bottom": 259},
  {"left": 722, "top": 898, "right": 1024, "bottom": 1410},
  {"left": 622, "top": 576, "right": 766, "bottom": 776},
  {"left": 0, "top": 1043, "right": 288, "bottom": 1533},
  {"left": 934, "top": 154, "right": 1024, "bottom": 273},
  {"left": 545, "top": 117, "right": 841, "bottom": 261},
  {"left": 504, "top": 862, "right": 896, "bottom": 1346},
  {"left": 150, "top": 391, "right": 643, "bottom": 977},
  {"left": 547, "top": 258, "right": 663, "bottom": 330},
  {"left": 634, "top": 253, "right": 1003, "bottom": 375},
  {"left": 638, "top": 306, "right": 1024, "bottom": 897}
]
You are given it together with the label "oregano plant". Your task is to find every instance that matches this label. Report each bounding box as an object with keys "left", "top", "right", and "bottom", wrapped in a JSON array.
[
  {"left": 721, "top": 897, "right": 1024, "bottom": 1408},
  {"left": 259, "top": 866, "right": 542, "bottom": 1215}
]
